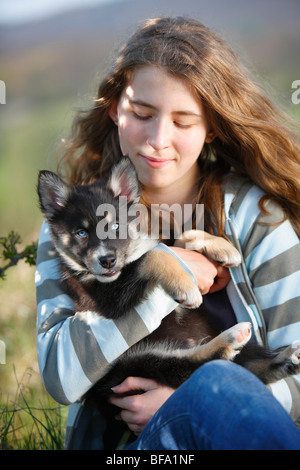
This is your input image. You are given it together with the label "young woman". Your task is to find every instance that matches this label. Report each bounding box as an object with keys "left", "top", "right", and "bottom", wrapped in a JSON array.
[{"left": 35, "top": 17, "right": 300, "bottom": 449}]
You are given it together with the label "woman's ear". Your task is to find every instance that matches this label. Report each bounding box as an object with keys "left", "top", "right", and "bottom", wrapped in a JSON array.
[
  {"left": 108, "top": 100, "right": 118, "bottom": 125},
  {"left": 205, "top": 130, "right": 216, "bottom": 144}
]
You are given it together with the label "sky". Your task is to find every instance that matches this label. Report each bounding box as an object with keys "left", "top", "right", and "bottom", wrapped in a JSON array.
[{"left": 1, "top": 0, "right": 122, "bottom": 25}]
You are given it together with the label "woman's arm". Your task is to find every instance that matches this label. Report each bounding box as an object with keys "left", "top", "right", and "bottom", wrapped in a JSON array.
[
  {"left": 244, "top": 213, "right": 300, "bottom": 424},
  {"left": 228, "top": 181, "right": 300, "bottom": 425}
]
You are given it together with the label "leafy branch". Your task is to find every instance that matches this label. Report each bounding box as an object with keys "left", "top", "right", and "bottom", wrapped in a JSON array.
[{"left": 0, "top": 231, "right": 37, "bottom": 280}]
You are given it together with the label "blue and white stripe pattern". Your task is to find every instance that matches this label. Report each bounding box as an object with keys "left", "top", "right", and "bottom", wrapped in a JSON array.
[{"left": 224, "top": 177, "right": 300, "bottom": 418}]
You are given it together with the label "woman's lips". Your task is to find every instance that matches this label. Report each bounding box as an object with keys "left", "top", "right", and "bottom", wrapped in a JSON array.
[{"left": 139, "top": 154, "right": 173, "bottom": 168}]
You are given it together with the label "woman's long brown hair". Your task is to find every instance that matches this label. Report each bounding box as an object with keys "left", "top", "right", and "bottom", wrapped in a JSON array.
[{"left": 59, "top": 17, "right": 300, "bottom": 237}]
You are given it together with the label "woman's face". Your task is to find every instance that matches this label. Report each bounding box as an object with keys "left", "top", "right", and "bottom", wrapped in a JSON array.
[{"left": 112, "top": 66, "right": 213, "bottom": 197}]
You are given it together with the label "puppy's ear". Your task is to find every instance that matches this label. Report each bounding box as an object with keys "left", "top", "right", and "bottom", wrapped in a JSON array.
[
  {"left": 108, "top": 158, "right": 141, "bottom": 203},
  {"left": 38, "top": 171, "right": 70, "bottom": 219}
]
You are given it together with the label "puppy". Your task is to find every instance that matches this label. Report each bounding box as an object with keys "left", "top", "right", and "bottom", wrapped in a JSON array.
[{"left": 38, "top": 158, "right": 300, "bottom": 408}]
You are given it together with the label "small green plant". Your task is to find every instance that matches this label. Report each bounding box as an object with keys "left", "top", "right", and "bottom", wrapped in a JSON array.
[{"left": 0, "top": 231, "right": 37, "bottom": 280}]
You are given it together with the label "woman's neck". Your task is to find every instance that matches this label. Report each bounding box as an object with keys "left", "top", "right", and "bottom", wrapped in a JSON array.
[
  {"left": 143, "top": 185, "right": 198, "bottom": 209},
  {"left": 141, "top": 169, "right": 201, "bottom": 234},
  {"left": 143, "top": 167, "right": 201, "bottom": 209}
]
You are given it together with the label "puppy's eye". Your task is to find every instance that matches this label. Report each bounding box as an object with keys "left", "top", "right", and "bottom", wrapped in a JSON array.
[
  {"left": 76, "top": 229, "right": 88, "bottom": 238},
  {"left": 111, "top": 223, "right": 119, "bottom": 231}
]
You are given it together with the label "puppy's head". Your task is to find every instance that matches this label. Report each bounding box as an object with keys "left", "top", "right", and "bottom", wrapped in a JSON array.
[{"left": 37, "top": 158, "right": 148, "bottom": 282}]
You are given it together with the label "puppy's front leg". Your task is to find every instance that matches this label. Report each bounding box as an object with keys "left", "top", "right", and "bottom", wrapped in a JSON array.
[
  {"left": 175, "top": 230, "right": 241, "bottom": 267},
  {"left": 139, "top": 250, "right": 202, "bottom": 308}
]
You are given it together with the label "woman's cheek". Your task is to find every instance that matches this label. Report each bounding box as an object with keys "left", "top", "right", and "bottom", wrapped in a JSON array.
[{"left": 118, "top": 119, "right": 144, "bottom": 155}]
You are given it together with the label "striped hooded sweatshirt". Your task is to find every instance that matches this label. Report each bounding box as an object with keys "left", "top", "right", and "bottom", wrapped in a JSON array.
[{"left": 35, "top": 176, "right": 300, "bottom": 449}]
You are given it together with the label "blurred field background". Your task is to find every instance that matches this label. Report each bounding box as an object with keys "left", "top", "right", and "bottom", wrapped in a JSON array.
[{"left": 0, "top": 0, "right": 299, "bottom": 448}]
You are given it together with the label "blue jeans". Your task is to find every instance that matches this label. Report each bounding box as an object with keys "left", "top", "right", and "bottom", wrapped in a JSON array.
[{"left": 126, "top": 361, "right": 300, "bottom": 450}]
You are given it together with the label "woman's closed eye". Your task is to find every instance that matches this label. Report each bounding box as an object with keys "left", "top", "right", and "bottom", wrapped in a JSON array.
[
  {"left": 174, "top": 121, "right": 193, "bottom": 129},
  {"left": 133, "top": 111, "right": 193, "bottom": 129},
  {"left": 132, "top": 111, "right": 151, "bottom": 121}
]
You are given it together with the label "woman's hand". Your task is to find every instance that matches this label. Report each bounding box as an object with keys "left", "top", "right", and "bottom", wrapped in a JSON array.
[
  {"left": 169, "top": 246, "right": 231, "bottom": 294},
  {"left": 108, "top": 376, "right": 175, "bottom": 436}
]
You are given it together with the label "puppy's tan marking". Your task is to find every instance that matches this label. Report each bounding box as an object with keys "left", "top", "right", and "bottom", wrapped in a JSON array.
[{"left": 139, "top": 250, "right": 202, "bottom": 308}]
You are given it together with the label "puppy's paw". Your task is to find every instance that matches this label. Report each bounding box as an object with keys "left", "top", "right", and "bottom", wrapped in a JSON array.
[
  {"left": 287, "top": 341, "right": 300, "bottom": 365},
  {"left": 205, "top": 240, "right": 241, "bottom": 267},
  {"left": 188, "top": 322, "right": 252, "bottom": 363},
  {"left": 176, "top": 230, "right": 241, "bottom": 267},
  {"left": 273, "top": 340, "right": 300, "bottom": 366},
  {"left": 291, "top": 341, "right": 300, "bottom": 365},
  {"left": 220, "top": 322, "right": 252, "bottom": 360},
  {"left": 174, "top": 284, "right": 202, "bottom": 309}
]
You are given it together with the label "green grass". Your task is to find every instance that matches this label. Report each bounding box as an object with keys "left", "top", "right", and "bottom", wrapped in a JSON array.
[
  {"left": 0, "top": 252, "right": 68, "bottom": 450},
  {"left": 0, "top": 368, "right": 67, "bottom": 450}
]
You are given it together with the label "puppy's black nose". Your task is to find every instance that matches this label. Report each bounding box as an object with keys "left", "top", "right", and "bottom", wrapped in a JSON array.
[{"left": 99, "top": 254, "right": 116, "bottom": 269}]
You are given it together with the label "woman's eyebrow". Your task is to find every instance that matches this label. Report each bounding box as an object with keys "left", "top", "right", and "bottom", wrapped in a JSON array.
[
  {"left": 129, "top": 98, "right": 156, "bottom": 110},
  {"left": 128, "top": 98, "right": 202, "bottom": 117}
]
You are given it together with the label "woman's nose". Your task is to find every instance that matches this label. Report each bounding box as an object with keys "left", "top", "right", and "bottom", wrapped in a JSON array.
[{"left": 146, "top": 119, "right": 171, "bottom": 150}]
